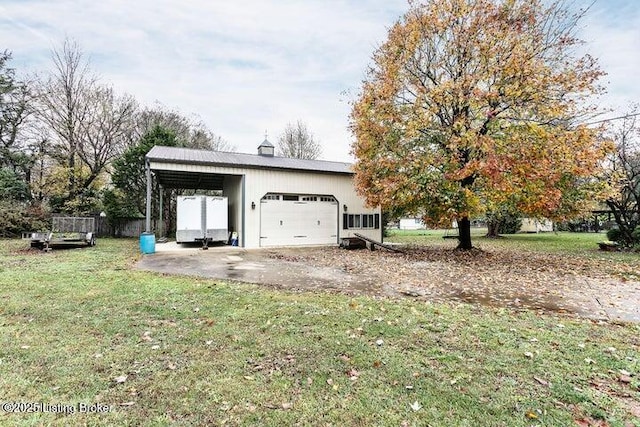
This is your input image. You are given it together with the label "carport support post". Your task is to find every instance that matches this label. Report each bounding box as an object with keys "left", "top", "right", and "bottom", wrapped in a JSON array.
[
  {"left": 159, "top": 184, "right": 164, "bottom": 237},
  {"left": 145, "top": 160, "right": 152, "bottom": 233}
]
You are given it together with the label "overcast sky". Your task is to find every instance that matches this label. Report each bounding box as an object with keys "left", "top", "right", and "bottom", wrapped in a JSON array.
[{"left": 1, "top": 0, "right": 638, "bottom": 162}]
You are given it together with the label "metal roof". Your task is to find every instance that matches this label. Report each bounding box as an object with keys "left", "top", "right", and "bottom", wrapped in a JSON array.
[
  {"left": 258, "top": 138, "right": 274, "bottom": 148},
  {"left": 146, "top": 145, "right": 354, "bottom": 175}
]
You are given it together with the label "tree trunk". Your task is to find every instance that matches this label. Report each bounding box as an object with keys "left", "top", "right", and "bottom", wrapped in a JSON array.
[
  {"left": 486, "top": 220, "right": 499, "bottom": 238},
  {"left": 457, "top": 217, "right": 473, "bottom": 250},
  {"left": 606, "top": 199, "right": 635, "bottom": 246}
]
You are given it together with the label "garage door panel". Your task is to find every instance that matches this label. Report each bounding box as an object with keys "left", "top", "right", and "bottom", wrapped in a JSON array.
[{"left": 260, "top": 197, "right": 337, "bottom": 247}]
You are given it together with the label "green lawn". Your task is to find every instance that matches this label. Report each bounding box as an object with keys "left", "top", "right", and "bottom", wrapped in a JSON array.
[
  {"left": 0, "top": 238, "right": 639, "bottom": 426},
  {"left": 386, "top": 228, "right": 635, "bottom": 257}
]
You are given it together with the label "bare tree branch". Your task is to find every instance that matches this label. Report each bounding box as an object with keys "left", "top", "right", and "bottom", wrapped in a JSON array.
[{"left": 276, "top": 120, "right": 322, "bottom": 160}]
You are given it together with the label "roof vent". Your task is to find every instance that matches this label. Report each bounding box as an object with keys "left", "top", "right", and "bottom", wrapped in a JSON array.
[{"left": 258, "top": 138, "right": 274, "bottom": 157}]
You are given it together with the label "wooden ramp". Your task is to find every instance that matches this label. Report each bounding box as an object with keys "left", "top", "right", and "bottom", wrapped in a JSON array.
[{"left": 353, "top": 233, "right": 404, "bottom": 253}]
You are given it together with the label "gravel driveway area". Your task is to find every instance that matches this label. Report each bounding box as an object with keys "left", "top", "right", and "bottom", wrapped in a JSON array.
[{"left": 136, "top": 243, "right": 640, "bottom": 323}]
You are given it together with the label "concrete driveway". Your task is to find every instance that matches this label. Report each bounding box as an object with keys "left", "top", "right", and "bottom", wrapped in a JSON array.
[
  {"left": 138, "top": 242, "right": 383, "bottom": 294},
  {"left": 136, "top": 242, "right": 640, "bottom": 323}
]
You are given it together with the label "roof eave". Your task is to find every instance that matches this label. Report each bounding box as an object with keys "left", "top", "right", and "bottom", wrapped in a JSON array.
[{"left": 146, "top": 156, "right": 354, "bottom": 175}]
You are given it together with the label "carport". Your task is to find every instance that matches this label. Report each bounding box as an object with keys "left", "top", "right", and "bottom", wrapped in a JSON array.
[{"left": 144, "top": 147, "right": 245, "bottom": 245}]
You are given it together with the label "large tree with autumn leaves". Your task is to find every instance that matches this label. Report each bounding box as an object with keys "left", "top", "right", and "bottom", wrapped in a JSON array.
[{"left": 351, "top": 0, "right": 612, "bottom": 249}]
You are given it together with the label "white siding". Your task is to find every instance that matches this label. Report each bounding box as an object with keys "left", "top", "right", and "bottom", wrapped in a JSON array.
[
  {"left": 223, "top": 175, "right": 244, "bottom": 246},
  {"left": 520, "top": 218, "right": 553, "bottom": 233},
  {"left": 399, "top": 218, "right": 426, "bottom": 230}
]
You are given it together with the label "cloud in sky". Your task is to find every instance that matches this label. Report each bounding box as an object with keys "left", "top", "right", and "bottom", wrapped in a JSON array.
[
  {"left": 579, "top": 0, "right": 640, "bottom": 115},
  {"left": 1, "top": 0, "right": 638, "bottom": 161}
]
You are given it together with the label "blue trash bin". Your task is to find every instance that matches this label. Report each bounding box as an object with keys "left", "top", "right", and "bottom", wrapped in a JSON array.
[{"left": 140, "top": 232, "right": 156, "bottom": 254}]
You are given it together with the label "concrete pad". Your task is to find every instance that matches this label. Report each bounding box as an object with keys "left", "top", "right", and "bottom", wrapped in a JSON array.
[
  {"left": 153, "top": 241, "right": 243, "bottom": 253},
  {"left": 136, "top": 244, "right": 640, "bottom": 323},
  {"left": 136, "top": 246, "right": 384, "bottom": 295}
]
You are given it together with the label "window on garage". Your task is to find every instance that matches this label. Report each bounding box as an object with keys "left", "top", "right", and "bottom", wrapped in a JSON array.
[
  {"left": 362, "top": 214, "right": 375, "bottom": 228},
  {"left": 343, "top": 213, "right": 380, "bottom": 230}
]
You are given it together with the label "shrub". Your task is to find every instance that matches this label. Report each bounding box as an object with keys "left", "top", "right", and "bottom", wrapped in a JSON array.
[
  {"left": 0, "top": 201, "right": 49, "bottom": 237},
  {"left": 497, "top": 213, "right": 523, "bottom": 234},
  {"left": 606, "top": 228, "right": 622, "bottom": 243},
  {"left": 486, "top": 209, "right": 523, "bottom": 236},
  {"left": 606, "top": 226, "right": 640, "bottom": 248}
]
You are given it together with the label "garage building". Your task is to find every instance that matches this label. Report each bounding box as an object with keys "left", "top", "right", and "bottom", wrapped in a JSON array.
[{"left": 145, "top": 140, "right": 382, "bottom": 248}]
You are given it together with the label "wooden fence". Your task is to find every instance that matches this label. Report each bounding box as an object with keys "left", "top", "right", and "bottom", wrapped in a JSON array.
[{"left": 95, "top": 217, "right": 157, "bottom": 237}]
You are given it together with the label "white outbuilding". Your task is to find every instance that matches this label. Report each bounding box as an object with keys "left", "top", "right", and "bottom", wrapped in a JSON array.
[{"left": 144, "top": 140, "right": 382, "bottom": 248}]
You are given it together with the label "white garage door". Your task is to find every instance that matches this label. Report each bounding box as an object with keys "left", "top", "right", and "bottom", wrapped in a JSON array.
[{"left": 260, "top": 194, "right": 338, "bottom": 247}]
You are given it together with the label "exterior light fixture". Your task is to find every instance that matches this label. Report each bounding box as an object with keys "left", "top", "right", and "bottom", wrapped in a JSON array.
[
  {"left": 343, "top": 204, "right": 348, "bottom": 212},
  {"left": 251, "top": 202, "right": 256, "bottom": 210}
]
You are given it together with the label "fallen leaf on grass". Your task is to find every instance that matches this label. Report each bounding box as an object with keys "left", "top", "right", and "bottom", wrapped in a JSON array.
[
  {"left": 346, "top": 369, "right": 359, "bottom": 380},
  {"left": 525, "top": 410, "right": 538, "bottom": 419},
  {"left": 120, "top": 401, "right": 135, "bottom": 407},
  {"left": 534, "top": 376, "right": 550, "bottom": 387},
  {"left": 114, "top": 375, "right": 128, "bottom": 384},
  {"left": 575, "top": 417, "right": 611, "bottom": 426},
  {"left": 618, "top": 374, "right": 632, "bottom": 384},
  {"left": 281, "top": 402, "right": 292, "bottom": 410},
  {"left": 410, "top": 401, "right": 422, "bottom": 412}
]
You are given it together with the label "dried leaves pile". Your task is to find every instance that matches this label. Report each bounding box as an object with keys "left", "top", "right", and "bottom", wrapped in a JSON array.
[{"left": 267, "top": 246, "right": 640, "bottom": 320}]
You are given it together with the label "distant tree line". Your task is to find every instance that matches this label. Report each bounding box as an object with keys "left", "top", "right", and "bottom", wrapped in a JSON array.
[{"left": 0, "top": 39, "right": 235, "bottom": 236}]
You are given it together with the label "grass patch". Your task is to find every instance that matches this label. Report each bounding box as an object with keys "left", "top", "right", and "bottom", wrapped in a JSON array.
[
  {"left": 387, "top": 229, "right": 638, "bottom": 259},
  {"left": 0, "top": 238, "right": 639, "bottom": 426}
]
